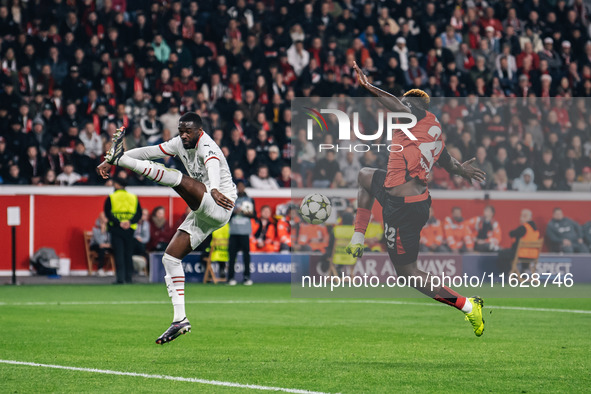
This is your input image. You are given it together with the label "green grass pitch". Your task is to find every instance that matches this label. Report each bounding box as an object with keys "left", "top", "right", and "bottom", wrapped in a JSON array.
[{"left": 1, "top": 283, "right": 590, "bottom": 393}]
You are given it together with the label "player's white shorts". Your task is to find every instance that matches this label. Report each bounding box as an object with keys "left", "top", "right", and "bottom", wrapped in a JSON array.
[{"left": 178, "top": 192, "right": 233, "bottom": 250}]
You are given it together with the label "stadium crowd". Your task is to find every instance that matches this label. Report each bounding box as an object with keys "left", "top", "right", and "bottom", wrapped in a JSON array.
[{"left": 0, "top": 0, "right": 590, "bottom": 192}]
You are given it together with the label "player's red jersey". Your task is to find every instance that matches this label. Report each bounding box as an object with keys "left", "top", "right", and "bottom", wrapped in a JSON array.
[{"left": 385, "top": 111, "right": 445, "bottom": 188}]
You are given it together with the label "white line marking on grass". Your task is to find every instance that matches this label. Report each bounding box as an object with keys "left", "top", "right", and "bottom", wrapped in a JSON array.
[
  {"left": 0, "top": 360, "right": 330, "bottom": 394},
  {"left": 0, "top": 299, "right": 590, "bottom": 314}
]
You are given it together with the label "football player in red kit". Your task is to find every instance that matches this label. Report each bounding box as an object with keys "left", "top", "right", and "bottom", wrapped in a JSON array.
[{"left": 348, "top": 62, "right": 487, "bottom": 336}]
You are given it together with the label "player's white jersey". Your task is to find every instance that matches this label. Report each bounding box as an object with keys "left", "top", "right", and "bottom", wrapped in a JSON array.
[{"left": 158, "top": 132, "right": 237, "bottom": 200}]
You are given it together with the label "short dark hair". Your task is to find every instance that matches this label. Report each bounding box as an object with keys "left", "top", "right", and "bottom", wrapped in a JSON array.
[{"left": 179, "top": 112, "right": 202, "bottom": 128}]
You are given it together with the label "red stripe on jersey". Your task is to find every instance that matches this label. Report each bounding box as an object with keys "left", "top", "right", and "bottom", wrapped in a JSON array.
[
  {"left": 404, "top": 190, "right": 429, "bottom": 203},
  {"left": 194, "top": 131, "right": 204, "bottom": 149},
  {"left": 154, "top": 169, "right": 160, "bottom": 181},
  {"left": 396, "top": 230, "right": 405, "bottom": 255},
  {"left": 159, "top": 144, "right": 175, "bottom": 157},
  {"left": 171, "top": 276, "right": 184, "bottom": 279},
  {"left": 141, "top": 168, "right": 147, "bottom": 176},
  {"left": 146, "top": 168, "right": 151, "bottom": 177},
  {"left": 204, "top": 156, "right": 220, "bottom": 164},
  {"left": 158, "top": 170, "right": 165, "bottom": 182},
  {"left": 173, "top": 280, "right": 184, "bottom": 283}
]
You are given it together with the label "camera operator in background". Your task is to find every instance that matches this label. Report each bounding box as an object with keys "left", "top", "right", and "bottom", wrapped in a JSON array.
[{"left": 227, "top": 181, "right": 255, "bottom": 286}]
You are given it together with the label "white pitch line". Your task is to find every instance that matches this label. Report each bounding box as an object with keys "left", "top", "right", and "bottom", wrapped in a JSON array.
[
  {"left": 0, "top": 360, "right": 329, "bottom": 394},
  {"left": 0, "top": 299, "right": 590, "bottom": 314}
]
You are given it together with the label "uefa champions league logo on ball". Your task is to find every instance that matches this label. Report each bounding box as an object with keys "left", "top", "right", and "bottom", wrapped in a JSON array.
[{"left": 303, "top": 107, "right": 419, "bottom": 153}]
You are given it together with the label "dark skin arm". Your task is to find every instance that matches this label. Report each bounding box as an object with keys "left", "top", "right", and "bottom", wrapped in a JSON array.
[
  {"left": 437, "top": 149, "right": 487, "bottom": 183},
  {"left": 97, "top": 160, "right": 112, "bottom": 179},
  {"left": 353, "top": 61, "right": 411, "bottom": 114},
  {"left": 211, "top": 189, "right": 234, "bottom": 210}
]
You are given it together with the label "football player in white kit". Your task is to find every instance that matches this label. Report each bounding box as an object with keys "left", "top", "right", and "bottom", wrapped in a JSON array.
[{"left": 97, "top": 112, "right": 237, "bottom": 344}]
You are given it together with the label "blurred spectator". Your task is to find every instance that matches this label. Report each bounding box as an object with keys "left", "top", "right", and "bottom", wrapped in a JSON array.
[
  {"left": 338, "top": 152, "right": 362, "bottom": 188},
  {"left": 276, "top": 206, "right": 295, "bottom": 252},
  {"left": 277, "top": 165, "right": 292, "bottom": 188},
  {"left": 557, "top": 167, "right": 577, "bottom": 191},
  {"left": 512, "top": 168, "right": 537, "bottom": 192},
  {"left": 467, "top": 206, "right": 502, "bottom": 252},
  {"left": 295, "top": 128, "right": 315, "bottom": 176},
  {"left": 42, "top": 169, "right": 58, "bottom": 185},
  {"left": 583, "top": 215, "right": 591, "bottom": 251},
  {"left": 420, "top": 207, "right": 449, "bottom": 252},
  {"left": 58, "top": 125, "right": 82, "bottom": 156},
  {"left": 443, "top": 207, "right": 474, "bottom": 252},
  {"left": 491, "top": 168, "right": 512, "bottom": 191},
  {"left": 140, "top": 106, "right": 163, "bottom": 145},
  {"left": 312, "top": 150, "right": 340, "bottom": 188},
  {"left": 538, "top": 175, "right": 558, "bottom": 191},
  {"left": 56, "top": 163, "right": 81, "bottom": 186},
  {"left": 5, "top": 164, "right": 27, "bottom": 185},
  {"left": 125, "top": 90, "right": 149, "bottom": 123},
  {"left": 20, "top": 145, "right": 46, "bottom": 184},
  {"left": 249, "top": 165, "right": 279, "bottom": 190},
  {"left": 573, "top": 167, "right": 591, "bottom": 192},
  {"left": 27, "top": 119, "right": 52, "bottom": 155},
  {"left": 546, "top": 208, "right": 589, "bottom": 253},
  {"left": 90, "top": 212, "right": 113, "bottom": 277},
  {"left": 125, "top": 124, "right": 147, "bottom": 150},
  {"left": 251, "top": 205, "right": 278, "bottom": 252},
  {"left": 535, "top": 148, "right": 558, "bottom": 186},
  {"left": 147, "top": 206, "right": 173, "bottom": 252},
  {"left": 159, "top": 105, "right": 181, "bottom": 137},
  {"left": 71, "top": 142, "right": 94, "bottom": 180},
  {"left": 496, "top": 209, "right": 539, "bottom": 274},
  {"left": 79, "top": 123, "right": 103, "bottom": 160},
  {"left": 264, "top": 145, "right": 284, "bottom": 178},
  {"left": 473, "top": 146, "right": 494, "bottom": 189},
  {"left": 133, "top": 208, "right": 150, "bottom": 260}
]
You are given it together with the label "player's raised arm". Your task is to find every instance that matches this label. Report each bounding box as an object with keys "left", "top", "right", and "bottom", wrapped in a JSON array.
[
  {"left": 353, "top": 61, "right": 411, "bottom": 114},
  {"left": 436, "top": 148, "right": 486, "bottom": 183},
  {"left": 200, "top": 146, "right": 234, "bottom": 210}
]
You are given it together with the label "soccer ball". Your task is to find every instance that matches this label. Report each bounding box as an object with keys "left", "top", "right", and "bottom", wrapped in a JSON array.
[
  {"left": 299, "top": 193, "right": 332, "bottom": 224},
  {"left": 241, "top": 200, "right": 254, "bottom": 215}
]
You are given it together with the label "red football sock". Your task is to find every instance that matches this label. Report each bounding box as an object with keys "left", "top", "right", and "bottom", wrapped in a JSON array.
[
  {"left": 354, "top": 208, "right": 371, "bottom": 233},
  {"left": 434, "top": 286, "right": 467, "bottom": 311}
]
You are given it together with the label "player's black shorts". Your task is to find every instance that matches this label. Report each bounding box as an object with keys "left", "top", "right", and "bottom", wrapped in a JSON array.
[{"left": 370, "top": 169, "right": 431, "bottom": 265}]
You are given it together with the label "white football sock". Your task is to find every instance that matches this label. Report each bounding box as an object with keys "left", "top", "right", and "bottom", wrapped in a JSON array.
[
  {"left": 351, "top": 232, "right": 365, "bottom": 245},
  {"left": 162, "top": 253, "right": 186, "bottom": 322},
  {"left": 118, "top": 154, "right": 182, "bottom": 187},
  {"left": 461, "top": 298, "right": 473, "bottom": 313}
]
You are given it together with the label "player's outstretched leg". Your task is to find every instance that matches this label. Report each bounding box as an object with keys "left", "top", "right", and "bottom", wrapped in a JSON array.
[
  {"left": 395, "top": 261, "right": 485, "bottom": 337},
  {"left": 156, "top": 231, "right": 194, "bottom": 344},
  {"left": 346, "top": 168, "right": 377, "bottom": 258},
  {"left": 106, "top": 127, "right": 183, "bottom": 188}
]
